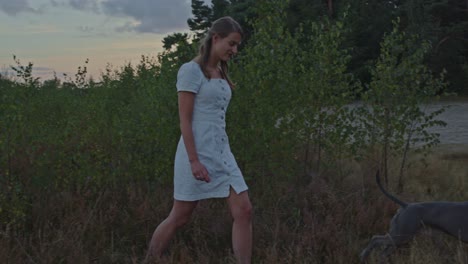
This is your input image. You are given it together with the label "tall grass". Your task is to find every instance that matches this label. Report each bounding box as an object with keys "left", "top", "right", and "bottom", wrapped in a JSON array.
[{"left": 0, "top": 141, "right": 466, "bottom": 263}]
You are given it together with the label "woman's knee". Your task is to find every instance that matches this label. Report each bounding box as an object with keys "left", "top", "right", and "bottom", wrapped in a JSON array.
[
  {"left": 175, "top": 216, "right": 192, "bottom": 228},
  {"left": 167, "top": 200, "right": 197, "bottom": 228},
  {"left": 232, "top": 201, "right": 253, "bottom": 221},
  {"left": 167, "top": 213, "right": 192, "bottom": 228}
]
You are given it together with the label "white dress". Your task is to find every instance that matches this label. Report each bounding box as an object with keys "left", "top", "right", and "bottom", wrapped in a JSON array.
[{"left": 173, "top": 61, "right": 248, "bottom": 201}]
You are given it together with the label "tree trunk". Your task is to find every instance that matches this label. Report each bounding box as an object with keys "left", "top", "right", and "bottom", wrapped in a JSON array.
[
  {"left": 383, "top": 107, "right": 390, "bottom": 187},
  {"left": 327, "top": 0, "right": 333, "bottom": 17}
]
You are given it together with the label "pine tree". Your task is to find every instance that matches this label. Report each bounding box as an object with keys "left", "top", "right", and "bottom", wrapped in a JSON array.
[{"left": 187, "top": 0, "right": 212, "bottom": 40}]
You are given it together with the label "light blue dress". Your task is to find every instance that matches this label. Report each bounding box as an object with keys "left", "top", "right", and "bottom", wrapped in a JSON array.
[{"left": 173, "top": 61, "right": 248, "bottom": 201}]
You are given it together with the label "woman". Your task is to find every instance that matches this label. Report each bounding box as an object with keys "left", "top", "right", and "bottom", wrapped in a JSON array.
[{"left": 145, "top": 16, "right": 253, "bottom": 264}]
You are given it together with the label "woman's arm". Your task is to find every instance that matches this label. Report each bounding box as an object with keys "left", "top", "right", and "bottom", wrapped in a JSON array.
[{"left": 178, "top": 91, "right": 211, "bottom": 182}]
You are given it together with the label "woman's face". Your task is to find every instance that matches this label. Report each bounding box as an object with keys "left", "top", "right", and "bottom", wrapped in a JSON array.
[{"left": 212, "top": 32, "right": 242, "bottom": 62}]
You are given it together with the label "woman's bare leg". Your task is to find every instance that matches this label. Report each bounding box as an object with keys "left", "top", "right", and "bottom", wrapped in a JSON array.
[
  {"left": 145, "top": 200, "right": 198, "bottom": 262},
  {"left": 227, "top": 188, "right": 253, "bottom": 264}
]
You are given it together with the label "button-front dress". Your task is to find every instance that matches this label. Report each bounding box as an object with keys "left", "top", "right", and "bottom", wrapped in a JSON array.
[{"left": 173, "top": 61, "right": 248, "bottom": 201}]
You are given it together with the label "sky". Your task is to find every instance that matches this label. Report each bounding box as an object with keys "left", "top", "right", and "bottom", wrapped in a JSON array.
[{"left": 0, "top": 0, "right": 206, "bottom": 81}]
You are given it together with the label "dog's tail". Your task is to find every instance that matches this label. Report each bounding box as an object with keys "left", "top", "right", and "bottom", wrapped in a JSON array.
[{"left": 375, "top": 170, "right": 408, "bottom": 208}]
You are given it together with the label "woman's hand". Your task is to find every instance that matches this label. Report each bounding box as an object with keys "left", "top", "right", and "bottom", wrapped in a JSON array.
[{"left": 190, "top": 160, "right": 211, "bottom": 182}]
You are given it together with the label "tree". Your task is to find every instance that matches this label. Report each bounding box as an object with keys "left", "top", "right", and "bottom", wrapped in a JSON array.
[
  {"left": 211, "top": 0, "right": 230, "bottom": 19},
  {"left": 10, "top": 55, "right": 40, "bottom": 87},
  {"left": 398, "top": 0, "right": 468, "bottom": 94},
  {"left": 357, "top": 19, "right": 447, "bottom": 190},
  {"left": 285, "top": 0, "right": 399, "bottom": 86},
  {"left": 225, "top": 0, "right": 256, "bottom": 48},
  {"left": 344, "top": 0, "right": 398, "bottom": 86},
  {"left": 162, "top": 33, "right": 189, "bottom": 50},
  {"left": 187, "top": 0, "right": 256, "bottom": 46},
  {"left": 187, "top": 0, "right": 214, "bottom": 40}
]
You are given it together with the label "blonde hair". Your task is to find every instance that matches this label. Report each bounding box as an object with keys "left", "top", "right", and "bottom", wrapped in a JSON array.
[{"left": 195, "top": 16, "right": 243, "bottom": 88}]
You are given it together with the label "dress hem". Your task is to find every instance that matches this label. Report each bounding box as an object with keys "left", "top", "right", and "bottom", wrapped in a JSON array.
[{"left": 174, "top": 186, "right": 249, "bottom": 201}]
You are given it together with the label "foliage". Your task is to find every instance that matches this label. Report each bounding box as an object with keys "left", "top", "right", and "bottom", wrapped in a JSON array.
[
  {"left": 398, "top": 0, "right": 468, "bottom": 94},
  {"left": 229, "top": 0, "right": 301, "bottom": 182},
  {"left": 187, "top": 0, "right": 214, "bottom": 40},
  {"left": 186, "top": 0, "right": 467, "bottom": 93},
  {"left": 288, "top": 13, "right": 361, "bottom": 175},
  {"left": 10, "top": 55, "right": 40, "bottom": 86},
  {"left": 230, "top": 0, "right": 361, "bottom": 182},
  {"left": 0, "top": 51, "right": 188, "bottom": 228},
  {"left": 186, "top": 0, "right": 256, "bottom": 47},
  {"left": 356, "top": 18, "right": 447, "bottom": 190},
  {"left": 285, "top": 0, "right": 467, "bottom": 94},
  {"left": 162, "top": 33, "right": 189, "bottom": 50}
]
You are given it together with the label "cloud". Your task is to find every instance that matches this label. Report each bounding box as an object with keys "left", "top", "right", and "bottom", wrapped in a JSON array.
[
  {"left": 7, "top": 0, "right": 193, "bottom": 34},
  {"left": 2, "top": 0, "right": 194, "bottom": 34},
  {"left": 101, "top": 0, "right": 191, "bottom": 33},
  {"left": 50, "top": 0, "right": 100, "bottom": 12},
  {"left": 49, "top": 0, "right": 193, "bottom": 34},
  {"left": 0, "top": 0, "right": 39, "bottom": 16},
  {"left": 78, "top": 25, "right": 95, "bottom": 33},
  {"left": 69, "top": 0, "right": 99, "bottom": 11}
]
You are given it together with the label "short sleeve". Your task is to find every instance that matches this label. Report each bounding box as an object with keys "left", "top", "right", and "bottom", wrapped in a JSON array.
[{"left": 176, "top": 62, "right": 202, "bottom": 94}]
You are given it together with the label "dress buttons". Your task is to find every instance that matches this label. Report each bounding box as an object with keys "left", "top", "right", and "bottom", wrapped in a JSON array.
[
  {"left": 221, "top": 107, "right": 225, "bottom": 110},
  {"left": 221, "top": 116, "right": 224, "bottom": 120}
]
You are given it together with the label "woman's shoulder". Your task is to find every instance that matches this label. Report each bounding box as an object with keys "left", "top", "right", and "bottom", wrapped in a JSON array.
[
  {"left": 176, "top": 60, "right": 204, "bottom": 92},
  {"left": 179, "top": 60, "right": 201, "bottom": 74},
  {"left": 177, "top": 60, "right": 205, "bottom": 84}
]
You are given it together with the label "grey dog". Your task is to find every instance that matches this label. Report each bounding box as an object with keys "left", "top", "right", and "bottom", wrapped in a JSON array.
[{"left": 360, "top": 170, "right": 468, "bottom": 262}]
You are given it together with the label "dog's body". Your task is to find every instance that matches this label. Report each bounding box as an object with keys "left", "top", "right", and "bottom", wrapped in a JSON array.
[{"left": 360, "top": 171, "right": 468, "bottom": 262}]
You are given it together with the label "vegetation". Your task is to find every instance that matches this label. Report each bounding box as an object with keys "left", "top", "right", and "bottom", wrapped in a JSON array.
[{"left": 1, "top": 0, "right": 467, "bottom": 263}]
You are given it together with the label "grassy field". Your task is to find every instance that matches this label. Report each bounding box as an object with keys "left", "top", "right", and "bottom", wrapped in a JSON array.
[{"left": 1, "top": 144, "right": 467, "bottom": 264}]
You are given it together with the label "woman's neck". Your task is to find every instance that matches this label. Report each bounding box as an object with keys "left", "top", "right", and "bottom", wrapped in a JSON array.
[
  {"left": 207, "top": 57, "right": 220, "bottom": 69},
  {"left": 206, "top": 49, "right": 221, "bottom": 69}
]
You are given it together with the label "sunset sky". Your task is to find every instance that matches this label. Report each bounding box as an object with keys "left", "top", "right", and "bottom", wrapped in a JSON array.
[{"left": 0, "top": 0, "right": 206, "bottom": 80}]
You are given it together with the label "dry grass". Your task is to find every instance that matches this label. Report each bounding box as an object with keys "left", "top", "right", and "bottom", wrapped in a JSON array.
[{"left": 1, "top": 145, "right": 467, "bottom": 263}]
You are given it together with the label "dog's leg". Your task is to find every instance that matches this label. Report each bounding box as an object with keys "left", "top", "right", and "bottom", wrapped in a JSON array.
[
  {"left": 378, "top": 244, "right": 397, "bottom": 264},
  {"left": 360, "top": 234, "right": 395, "bottom": 263}
]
